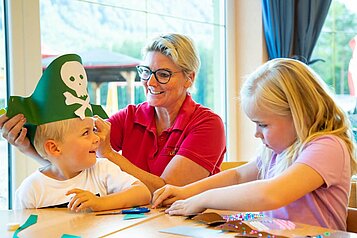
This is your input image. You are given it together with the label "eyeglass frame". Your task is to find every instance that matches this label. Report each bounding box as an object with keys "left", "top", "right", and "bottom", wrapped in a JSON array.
[{"left": 136, "top": 65, "right": 183, "bottom": 84}]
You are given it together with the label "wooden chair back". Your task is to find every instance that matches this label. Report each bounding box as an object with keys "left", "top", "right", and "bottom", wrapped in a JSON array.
[
  {"left": 220, "top": 161, "right": 248, "bottom": 171},
  {"left": 347, "top": 207, "right": 357, "bottom": 233},
  {"left": 349, "top": 181, "right": 356, "bottom": 208}
]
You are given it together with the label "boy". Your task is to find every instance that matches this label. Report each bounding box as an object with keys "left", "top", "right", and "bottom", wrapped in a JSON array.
[{"left": 8, "top": 54, "right": 151, "bottom": 211}]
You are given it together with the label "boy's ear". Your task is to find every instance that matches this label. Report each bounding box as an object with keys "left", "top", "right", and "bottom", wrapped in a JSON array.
[{"left": 44, "top": 140, "right": 61, "bottom": 156}]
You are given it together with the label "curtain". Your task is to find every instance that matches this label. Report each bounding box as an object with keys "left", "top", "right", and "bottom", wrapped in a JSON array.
[
  {"left": 262, "top": 0, "right": 332, "bottom": 64},
  {"left": 262, "top": 0, "right": 294, "bottom": 59}
]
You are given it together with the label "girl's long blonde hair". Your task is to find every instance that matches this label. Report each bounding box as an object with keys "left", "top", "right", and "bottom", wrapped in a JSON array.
[{"left": 240, "top": 58, "right": 357, "bottom": 177}]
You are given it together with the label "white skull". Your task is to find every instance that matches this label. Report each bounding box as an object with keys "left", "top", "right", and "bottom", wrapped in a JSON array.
[{"left": 60, "top": 61, "right": 88, "bottom": 97}]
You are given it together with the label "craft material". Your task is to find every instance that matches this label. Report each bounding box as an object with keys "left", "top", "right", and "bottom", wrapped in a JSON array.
[
  {"left": 13, "top": 214, "right": 38, "bottom": 238},
  {"left": 123, "top": 213, "right": 147, "bottom": 220},
  {"left": 0, "top": 108, "right": 6, "bottom": 115},
  {"left": 95, "top": 207, "right": 150, "bottom": 216},
  {"left": 7, "top": 222, "right": 20, "bottom": 231}
]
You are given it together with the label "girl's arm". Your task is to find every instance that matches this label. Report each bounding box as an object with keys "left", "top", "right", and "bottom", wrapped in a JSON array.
[
  {"left": 152, "top": 160, "right": 259, "bottom": 207},
  {"left": 165, "top": 162, "right": 324, "bottom": 215}
]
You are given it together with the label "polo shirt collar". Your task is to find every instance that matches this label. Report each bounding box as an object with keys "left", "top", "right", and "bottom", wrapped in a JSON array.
[
  {"left": 134, "top": 102, "right": 154, "bottom": 128},
  {"left": 134, "top": 93, "right": 196, "bottom": 131},
  {"left": 171, "top": 93, "right": 196, "bottom": 131}
]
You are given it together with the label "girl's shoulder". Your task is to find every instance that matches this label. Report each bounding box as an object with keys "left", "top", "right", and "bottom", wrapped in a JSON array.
[
  {"left": 300, "top": 134, "right": 349, "bottom": 165},
  {"left": 306, "top": 134, "right": 347, "bottom": 151}
]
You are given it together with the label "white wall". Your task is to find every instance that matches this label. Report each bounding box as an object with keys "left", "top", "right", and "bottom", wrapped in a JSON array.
[
  {"left": 226, "top": 0, "right": 266, "bottom": 162},
  {"left": 6, "top": 0, "right": 42, "bottom": 197}
]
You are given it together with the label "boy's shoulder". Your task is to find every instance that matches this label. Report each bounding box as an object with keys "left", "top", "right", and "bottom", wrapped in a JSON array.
[
  {"left": 89, "top": 158, "right": 123, "bottom": 173},
  {"left": 15, "top": 168, "right": 47, "bottom": 203},
  {"left": 95, "top": 157, "right": 117, "bottom": 166},
  {"left": 20, "top": 168, "right": 45, "bottom": 186}
]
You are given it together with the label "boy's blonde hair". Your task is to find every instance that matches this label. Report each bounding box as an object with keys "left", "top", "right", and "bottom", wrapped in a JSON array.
[
  {"left": 34, "top": 118, "right": 77, "bottom": 158},
  {"left": 142, "top": 33, "right": 201, "bottom": 77},
  {"left": 240, "top": 58, "right": 357, "bottom": 176}
]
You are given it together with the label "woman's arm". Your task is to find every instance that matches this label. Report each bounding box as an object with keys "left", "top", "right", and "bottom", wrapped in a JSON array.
[
  {"left": 152, "top": 161, "right": 258, "bottom": 207},
  {"left": 0, "top": 113, "right": 49, "bottom": 165},
  {"left": 98, "top": 144, "right": 209, "bottom": 193},
  {"left": 95, "top": 116, "right": 221, "bottom": 193}
]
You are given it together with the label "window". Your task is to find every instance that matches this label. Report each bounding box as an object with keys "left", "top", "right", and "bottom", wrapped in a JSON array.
[
  {"left": 0, "top": 0, "right": 227, "bottom": 210},
  {"left": 40, "top": 0, "right": 226, "bottom": 119},
  {"left": 0, "top": 0, "right": 8, "bottom": 209},
  {"left": 310, "top": 0, "right": 357, "bottom": 127}
]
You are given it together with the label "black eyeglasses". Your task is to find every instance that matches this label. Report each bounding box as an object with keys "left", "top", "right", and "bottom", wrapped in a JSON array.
[{"left": 136, "top": 65, "right": 182, "bottom": 84}]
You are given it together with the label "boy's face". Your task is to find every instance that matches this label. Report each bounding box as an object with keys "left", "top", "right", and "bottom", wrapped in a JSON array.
[{"left": 58, "top": 117, "right": 99, "bottom": 172}]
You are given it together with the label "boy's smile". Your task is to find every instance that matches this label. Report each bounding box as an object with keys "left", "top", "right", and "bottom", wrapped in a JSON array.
[{"left": 57, "top": 117, "right": 99, "bottom": 177}]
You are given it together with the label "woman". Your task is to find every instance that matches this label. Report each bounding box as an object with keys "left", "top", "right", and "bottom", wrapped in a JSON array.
[{"left": 0, "top": 33, "right": 226, "bottom": 193}]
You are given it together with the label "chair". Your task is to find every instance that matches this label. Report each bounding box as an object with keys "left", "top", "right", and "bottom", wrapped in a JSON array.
[
  {"left": 347, "top": 207, "right": 357, "bottom": 233},
  {"left": 349, "top": 181, "right": 356, "bottom": 208},
  {"left": 220, "top": 161, "right": 247, "bottom": 171}
]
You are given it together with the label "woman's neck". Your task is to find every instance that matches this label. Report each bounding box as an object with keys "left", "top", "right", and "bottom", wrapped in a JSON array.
[{"left": 155, "top": 96, "right": 186, "bottom": 135}]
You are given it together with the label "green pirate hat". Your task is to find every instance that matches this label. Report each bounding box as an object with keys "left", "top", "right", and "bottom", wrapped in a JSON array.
[{"left": 6, "top": 54, "right": 108, "bottom": 144}]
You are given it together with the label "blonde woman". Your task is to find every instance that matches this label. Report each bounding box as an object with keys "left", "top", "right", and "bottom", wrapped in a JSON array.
[
  {"left": 1, "top": 33, "right": 226, "bottom": 194},
  {"left": 152, "top": 58, "right": 357, "bottom": 231}
]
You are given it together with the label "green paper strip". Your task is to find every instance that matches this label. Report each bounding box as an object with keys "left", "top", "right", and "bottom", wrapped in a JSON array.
[
  {"left": 0, "top": 108, "right": 6, "bottom": 116},
  {"left": 123, "top": 213, "right": 147, "bottom": 220},
  {"left": 61, "top": 234, "right": 81, "bottom": 238},
  {"left": 13, "top": 214, "right": 38, "bottom": 238}
]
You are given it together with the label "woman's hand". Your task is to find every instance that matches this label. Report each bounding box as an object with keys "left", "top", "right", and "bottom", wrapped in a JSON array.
[
  {"left": 152, "top": 184, "right": 192, "bottom": 208},
  {"left": 66, "top": 188, "right": 100, "bottom": 212},
  {"left": 164, "top": 195, "right": 206, "bottom": 216},
  {"left": 0, "top": 113, "right": 32, "bottom": 154},
  {"left": 94, "top": 116, "right": 114, "bottom": 159}
]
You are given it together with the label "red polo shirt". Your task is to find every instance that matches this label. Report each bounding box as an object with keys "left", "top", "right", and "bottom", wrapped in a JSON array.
[{"left": 108, "top": 94, "right": 226, "bottom": 176}]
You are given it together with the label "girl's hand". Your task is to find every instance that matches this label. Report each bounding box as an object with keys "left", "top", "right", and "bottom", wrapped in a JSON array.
[
  {"left": 164, "top": 195, "right": 206, "bottom": 216},
  {"left": 66, "top": 188, "right": 100, "bottom": 212},
  {"left": 152, "top": 185, "right": 190, "bottom": 208}
]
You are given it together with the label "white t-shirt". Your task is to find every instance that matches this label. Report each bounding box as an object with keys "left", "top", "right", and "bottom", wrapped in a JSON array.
[{"left": 14, "top": 158, "right": 138, "bottom": 209}]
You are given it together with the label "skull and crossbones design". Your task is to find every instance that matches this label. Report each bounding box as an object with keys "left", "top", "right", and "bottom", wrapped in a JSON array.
[{"left": 60, "top": 61, "right": 92, "bottom": 119}]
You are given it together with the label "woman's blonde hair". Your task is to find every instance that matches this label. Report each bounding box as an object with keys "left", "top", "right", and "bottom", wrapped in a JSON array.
[
  {"left": 240, "top": 58, "right": 357, "bottom": 176},
  {"left": 142, "top": 33, "right": 200, "bottom": 76},
  {"left": 34, "top": 118, "right": 76, "bottom": 158}
]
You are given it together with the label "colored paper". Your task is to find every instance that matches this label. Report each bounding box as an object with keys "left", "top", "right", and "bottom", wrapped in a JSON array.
[
  {"left": 123, "top": 213, "right": 147, "bottom": 220},
  {"left": 192, "top": 212, "right": 226, "bottom": 226},
  {"left": 13, "top": 214, "right": 38, "bottom": 238},
  {"left": 61, "top": 234, "right": 81, "bottom": 238},
  {"left": 6, "top": 54, "right": 108, "bottom": 144},
  {"left": 0, "top": 108, "right": 6, "bottom": 115}
]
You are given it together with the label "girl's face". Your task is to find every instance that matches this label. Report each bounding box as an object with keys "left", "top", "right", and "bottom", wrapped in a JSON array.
[
  {"left": 58, "top": 118, "right": 99, "bottom": 172},
  {"left": 140, "top": 51, "right": 192, "bottom": 109},
  {"left": 247, "top": 107, "right": 297, "bottom": 154}
]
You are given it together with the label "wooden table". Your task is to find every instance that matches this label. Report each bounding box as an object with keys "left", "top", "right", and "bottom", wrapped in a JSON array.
[
  {"left": 107, "top": 210, "right": 357, "bottom": 238},
  {"left": 1, "top": 208, "right": 356, "bottom": 237},
  {"left": 0, "top": 208, "right": 162, "bottom": 238}
]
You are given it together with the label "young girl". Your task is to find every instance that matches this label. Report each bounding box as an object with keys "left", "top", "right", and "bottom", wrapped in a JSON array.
[{"left": 152, "top": 58, "right": 357, "bottom": 231}]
